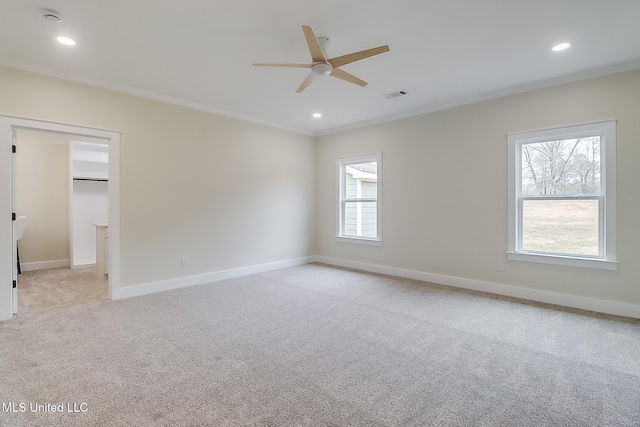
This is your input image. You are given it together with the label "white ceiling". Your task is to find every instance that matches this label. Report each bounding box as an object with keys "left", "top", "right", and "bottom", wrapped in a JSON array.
[{"left": 1, "top": 1, "right": 640, "bottom": 136}]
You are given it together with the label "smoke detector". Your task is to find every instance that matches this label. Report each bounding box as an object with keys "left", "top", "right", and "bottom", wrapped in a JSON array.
[{"left": 42, "top": 9, "right": 62, "bottom": 22}]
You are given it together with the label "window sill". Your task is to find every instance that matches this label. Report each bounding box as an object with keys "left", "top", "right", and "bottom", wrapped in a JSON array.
[
  {"left": 507, "top": 251, "right": 617, "bottom": 271},
  {"left": 336, "top": 236, "right": 383, "bottom": 246}
]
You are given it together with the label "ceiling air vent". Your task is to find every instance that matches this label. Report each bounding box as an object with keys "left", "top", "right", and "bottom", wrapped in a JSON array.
[{"left": 383, "top": 90, "right": 408, "bottom": 99}]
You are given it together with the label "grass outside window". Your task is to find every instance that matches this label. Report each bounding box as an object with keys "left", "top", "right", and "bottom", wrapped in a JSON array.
[{"left": 522, "top": 199, "right": 599, "bottom": 256}]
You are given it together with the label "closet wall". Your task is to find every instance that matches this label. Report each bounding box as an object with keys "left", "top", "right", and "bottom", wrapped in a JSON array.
[{"left": 15, "top": 130, "right": 70, "bottom": 268}]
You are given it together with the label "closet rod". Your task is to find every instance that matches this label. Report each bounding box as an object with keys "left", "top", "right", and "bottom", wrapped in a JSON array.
[{"left": 73, "top": 178, "right": 108, "bottom": 182}]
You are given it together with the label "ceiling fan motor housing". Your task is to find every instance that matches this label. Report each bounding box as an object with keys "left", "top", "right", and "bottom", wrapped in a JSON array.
[{"left": 312, "top": 63, "right": 333, "bottom": 76}]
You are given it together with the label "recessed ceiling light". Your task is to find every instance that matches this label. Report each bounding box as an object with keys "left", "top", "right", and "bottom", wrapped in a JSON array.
[
  {"left": 313, "top": 113, "right": 322, "bottom": 118},
  {"left": 57, "top": 36, "right": 76, "bottom": 46},
  {"left": 552, "top": 42, "right": 570, "bottom": 52}
]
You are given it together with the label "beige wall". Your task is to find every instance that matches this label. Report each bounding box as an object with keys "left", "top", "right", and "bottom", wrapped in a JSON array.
[
  {"left": 15, "top": 130, "right": 69, "bottom": 263},
  {"left": 316, "top": 69, "right": 640, "bottom": 305},
  {"left": 0, "top": 66, "right": 316, "bottom": 287}
]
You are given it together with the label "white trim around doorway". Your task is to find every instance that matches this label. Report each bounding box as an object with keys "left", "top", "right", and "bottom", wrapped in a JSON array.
[{"left": 0, "top": 115, "right": 121, "bottom": 321}]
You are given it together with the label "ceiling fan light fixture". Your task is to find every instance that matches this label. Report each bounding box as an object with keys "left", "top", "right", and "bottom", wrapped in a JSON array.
[{"left": 311, "top": 63, "right": 333, "bottom": 76}]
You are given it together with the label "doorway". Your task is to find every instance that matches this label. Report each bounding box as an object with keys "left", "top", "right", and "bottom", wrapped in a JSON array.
[
  {"left": 15, "top": 131, "right": 109, "bottom": 311},
  {"left": 69, "top": 140, "right": 109, "bottom": 269},
  {"left": 0, "top": 115, "right": 121, "bottom": 321}
]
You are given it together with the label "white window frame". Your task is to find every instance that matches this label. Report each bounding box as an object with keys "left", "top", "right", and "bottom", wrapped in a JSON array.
[
  {"left": 507, "top": 119, "right": 617, "bottom": 270},
  {"left": 336, "top": 153, "right": 382, "bottom": 245}
]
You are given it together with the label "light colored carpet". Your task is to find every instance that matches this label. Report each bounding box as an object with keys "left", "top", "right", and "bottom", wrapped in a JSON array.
[
  {"left": 16, "top": 267, "right": 108, "bottom": 313},
  {"left": 1, "top": 263, "right": 639, "bottom": 426}
]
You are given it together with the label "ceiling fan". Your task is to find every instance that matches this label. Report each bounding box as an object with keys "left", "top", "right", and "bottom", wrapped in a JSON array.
[{"left": 253, "top": 25, "right": 390, "bottom": 93}]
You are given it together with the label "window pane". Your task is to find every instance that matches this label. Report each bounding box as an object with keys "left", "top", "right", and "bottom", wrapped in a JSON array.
[
  {"left": 521, "top": 137, "right": 600, "bottom": 196},
  {"left": 522, "top": 199, "right": 599, "bottom": 256},
  {"left": 344, "top": 201, "right": 377, "bottom": 238},
  {"left": 345, "top": 162, "right": 378, "bottom": 200}
]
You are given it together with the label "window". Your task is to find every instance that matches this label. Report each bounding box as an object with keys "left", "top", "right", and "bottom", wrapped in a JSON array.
[
  {"left": 507, "top": 120, "right": 617, "bottom": 270},
  {"left": 336, "top": 153, "right": 382, "bottom": 245}
]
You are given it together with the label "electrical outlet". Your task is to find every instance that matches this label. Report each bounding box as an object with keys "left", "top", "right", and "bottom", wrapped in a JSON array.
[
  {"left": 496, "top": 261, "right": 504, "bottom": 272},
  {"left": 181, "top": 257, "right": 188, "bottom": 266}
]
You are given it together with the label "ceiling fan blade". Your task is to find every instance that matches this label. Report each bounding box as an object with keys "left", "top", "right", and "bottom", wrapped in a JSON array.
[
  {"left": 296, "top": 72, "right": 316, "bottom": 93},
  {"left": 329, "top": 68, "right": 367, "bottom": 87},
  {"left": 328, "top": 45, "right": 390, "bottom": 68},
  {"left": 302, "top": 25, "right": 327, "bottom": 63},
  {"left": 253, "top": 63, "right": 312, "bottom": 68}
]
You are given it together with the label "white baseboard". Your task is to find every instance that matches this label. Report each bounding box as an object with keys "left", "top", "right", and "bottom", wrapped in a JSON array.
[
  {"left": 110, "top": 254, "right": 640, "bottom": 319},
  {"left": 313, "top": 256, "right": 640, "bottom": 319},
  {"left": 113, "top": 256, "right": 315, "bottom": 300},
  {"left": 70, "top": 263, "right": 96, "bottom": 270},
  {"left": 20, "top": 259, "right": 70, "bottom": 272}
]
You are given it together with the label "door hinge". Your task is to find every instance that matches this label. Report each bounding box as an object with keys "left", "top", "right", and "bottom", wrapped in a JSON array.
[
  {"left": 12, "top": 212, "right": 16, "bottom": 221},
  {"left": 13, "top": 280, "right": 17, "bottom": 289},
  {"left": 12, "top": 145, "right": 16, "bottom": 153}
]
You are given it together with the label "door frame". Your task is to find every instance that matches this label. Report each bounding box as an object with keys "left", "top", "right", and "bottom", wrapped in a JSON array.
[{"left": 0, "top": 115, "right": 121, "bottom": 321}]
